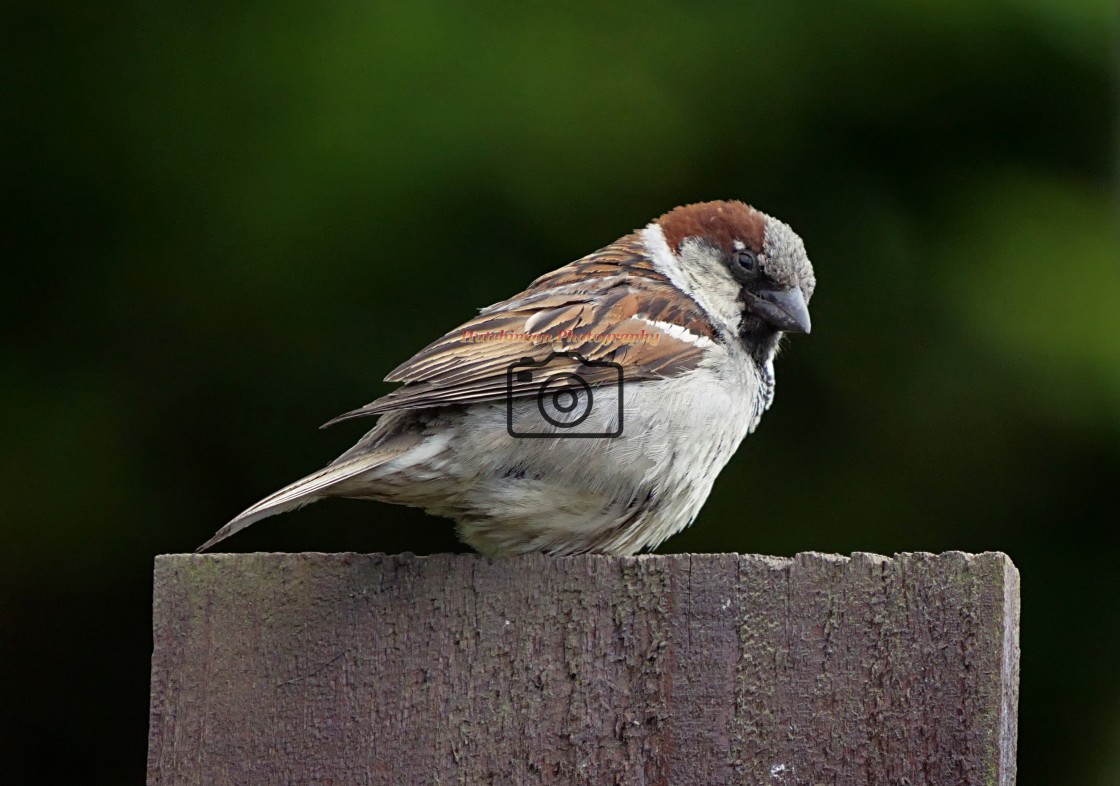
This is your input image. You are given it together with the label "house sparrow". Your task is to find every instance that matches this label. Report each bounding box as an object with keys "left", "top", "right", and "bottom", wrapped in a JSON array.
[{"left": 198, "top": 200, "right": 814, "bottom": 555}]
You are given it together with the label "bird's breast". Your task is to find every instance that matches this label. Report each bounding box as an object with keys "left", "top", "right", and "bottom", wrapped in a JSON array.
[{"left": 442, "top": 354, "right": 766, "bottom": 554}]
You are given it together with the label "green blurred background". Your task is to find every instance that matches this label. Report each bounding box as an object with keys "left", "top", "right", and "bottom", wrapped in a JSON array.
[{"left": 2, "top": 1, "right": 1117, "bottom": 782}]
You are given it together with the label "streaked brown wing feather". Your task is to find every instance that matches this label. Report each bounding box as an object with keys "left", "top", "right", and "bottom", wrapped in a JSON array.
[{"left": 323, "top": 235, "right": 717, "bottom": 426}]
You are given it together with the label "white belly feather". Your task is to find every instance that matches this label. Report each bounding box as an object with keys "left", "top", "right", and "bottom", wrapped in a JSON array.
[{"left": 358, "top": 346, "right": 767, "bottom": 555}]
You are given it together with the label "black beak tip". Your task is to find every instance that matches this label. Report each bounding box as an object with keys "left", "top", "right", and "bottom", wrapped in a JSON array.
[{"left": 751, "top": 287, "right": 811, "bottom": 335}]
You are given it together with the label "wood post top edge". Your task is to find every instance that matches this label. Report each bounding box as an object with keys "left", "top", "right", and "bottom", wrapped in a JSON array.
[{"left": 155, "top": 550, "right": 1017, "bottom": 573}]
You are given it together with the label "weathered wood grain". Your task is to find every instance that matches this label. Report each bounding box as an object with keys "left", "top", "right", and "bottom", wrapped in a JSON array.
[{"left": 147, "top": 552, "right": 1019, "bottom": 785}]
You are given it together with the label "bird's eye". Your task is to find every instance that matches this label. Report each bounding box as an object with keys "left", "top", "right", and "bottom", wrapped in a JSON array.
[{"left": 735, "top": 249, "right": 758, "bottom": 271}]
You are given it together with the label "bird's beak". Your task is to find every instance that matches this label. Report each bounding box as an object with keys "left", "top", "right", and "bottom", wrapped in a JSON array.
[{"left": 747, "top": 287, "right": 811, "bottom": 334}]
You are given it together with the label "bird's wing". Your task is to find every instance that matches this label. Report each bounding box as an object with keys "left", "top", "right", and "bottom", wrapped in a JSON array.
[{"left": 324, "top": 234, "right": 719, "bottom": 425}]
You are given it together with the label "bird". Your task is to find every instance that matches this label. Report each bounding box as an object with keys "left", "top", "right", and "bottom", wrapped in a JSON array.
[{"left": 198, "top": 200, "right": 815, "bottom": 556}]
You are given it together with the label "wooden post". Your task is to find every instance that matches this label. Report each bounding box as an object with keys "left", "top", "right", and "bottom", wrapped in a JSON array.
[{"left": 148, "top": 552, "right": 1019, "bottom": 785}]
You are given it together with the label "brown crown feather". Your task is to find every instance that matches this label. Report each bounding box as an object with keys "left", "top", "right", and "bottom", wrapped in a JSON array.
[{"left": 656, "top": 200, "right": 766, "bottom": 256}]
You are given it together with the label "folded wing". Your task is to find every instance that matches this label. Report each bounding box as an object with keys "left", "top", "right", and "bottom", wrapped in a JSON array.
[{"left": 324, "top": 234, "right": 718, "bottom": 425}]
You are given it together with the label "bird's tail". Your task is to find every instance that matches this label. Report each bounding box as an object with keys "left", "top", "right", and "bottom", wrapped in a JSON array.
[{"left": 196, "top": 453, "right": 388, "bottom": 552}]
